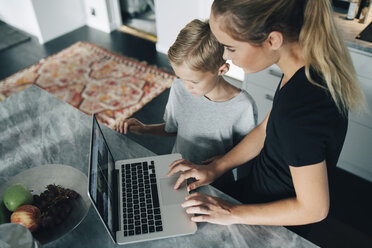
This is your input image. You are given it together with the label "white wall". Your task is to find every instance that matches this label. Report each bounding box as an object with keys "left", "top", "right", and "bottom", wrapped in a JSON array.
[
  {"left": 33, "top": 0, "right": 86, "bottom": 43},
  {"left": 83, "top": 0, "right": 111, "bottom": 33},
  {"left": 154, "top": 0, "right": 244, "bottom": 81},
  {"left": 0, "top": 0, "right": 86, "bottom": 44},
  {"left": 0, "top": 0, "right": 41, "bottom": 39},
  {"left": 155, "top": 0, "right": 212, "bottom": 54}
]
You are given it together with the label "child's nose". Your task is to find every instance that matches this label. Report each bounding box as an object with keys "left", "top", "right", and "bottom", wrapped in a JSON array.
[
  {"left": 185, "top": 84, "right": 194, "bottom": 91},
  {"left": 223, "top": 48, "right": 230, "bottom": 60}
]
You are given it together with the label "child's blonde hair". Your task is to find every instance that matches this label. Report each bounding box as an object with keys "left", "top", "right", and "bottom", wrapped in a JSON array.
[
  {"left": 168, "top": 19, "right": 226, "bottom": 73},
  {"left": 212, "top": 0, "right": 365, "bottom": 114}
]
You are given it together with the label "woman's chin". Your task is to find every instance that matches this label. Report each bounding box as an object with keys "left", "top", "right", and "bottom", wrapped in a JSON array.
[{"left": 243, "top": 68, "right": 256, "bottom": 74}]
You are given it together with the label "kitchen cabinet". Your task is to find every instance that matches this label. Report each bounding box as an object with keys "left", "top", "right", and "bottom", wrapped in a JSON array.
[
  {"left": 338, "top": 48, "right": 372, "bottom": 182},
  {"left": 243, "top": 65, "right": 281, "bottom": 124},
  {"left": 243, "top": 48, "right": 372, "bottom": 182}
]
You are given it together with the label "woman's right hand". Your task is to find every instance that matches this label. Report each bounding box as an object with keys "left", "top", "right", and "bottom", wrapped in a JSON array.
[
  {"left": 167, "top": 158, "right": 225, "bottom": 192},
  {"left": 113, "top": 118, "right": 147, "bottom": 135}
]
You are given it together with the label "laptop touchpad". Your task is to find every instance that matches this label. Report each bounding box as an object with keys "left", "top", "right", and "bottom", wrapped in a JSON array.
[{"left": 159, "top": 177, "right": 187, "bottom": 206}]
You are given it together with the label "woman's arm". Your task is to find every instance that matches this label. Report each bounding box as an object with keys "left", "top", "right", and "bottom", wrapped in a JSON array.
[
  {"left": 168, "top": 110, "right": 270, "bottom": 191},
  {"left": 184, "top": 160, "right": 330, "bottom": 226},
  {"left": 212, "top": 110, "right": 270, "bottom": 175}
]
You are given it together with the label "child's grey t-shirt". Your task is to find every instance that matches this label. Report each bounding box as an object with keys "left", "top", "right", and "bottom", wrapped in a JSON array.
[{"left": 164, "top": 79, "right": 257, "bottom": 164}]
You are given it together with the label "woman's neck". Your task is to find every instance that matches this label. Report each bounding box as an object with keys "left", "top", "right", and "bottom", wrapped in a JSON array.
[{"left": 276, "top": 42, "right": 305, "bottom": 88}]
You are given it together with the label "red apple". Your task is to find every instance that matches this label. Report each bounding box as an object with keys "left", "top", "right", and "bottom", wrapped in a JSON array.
[{"left": 10, "top": 205, "right": 41, "bottom": 232}]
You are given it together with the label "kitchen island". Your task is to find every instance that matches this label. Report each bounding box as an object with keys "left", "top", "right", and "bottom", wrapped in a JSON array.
[{"left": 0, "top": 85, "right": 318, "bottom": 247}]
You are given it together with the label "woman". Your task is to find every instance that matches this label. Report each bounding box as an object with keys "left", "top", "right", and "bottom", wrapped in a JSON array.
[{"left": 167, "top": 0, "right": 365, "bottom": 227}]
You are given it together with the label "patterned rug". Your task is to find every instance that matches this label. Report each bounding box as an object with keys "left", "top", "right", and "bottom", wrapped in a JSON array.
[{"left": 0, "top": 42, "right": 175, "bottom": 126}]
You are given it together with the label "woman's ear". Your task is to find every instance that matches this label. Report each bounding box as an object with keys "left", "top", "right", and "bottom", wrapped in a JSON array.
[
  {"left": 218, "top": 62, "right": 230, "bottom": 76},
  {"left": 267, "top": 31, "right": 283, "bottom": 50}
]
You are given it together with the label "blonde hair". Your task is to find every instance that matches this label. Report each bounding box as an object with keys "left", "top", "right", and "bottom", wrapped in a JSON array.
[
  {"left": 212, "top": 0, "right": 365, "bottom": 114},
  {"left": 168, "top": 19, "right": 225, "bottom": 73}
]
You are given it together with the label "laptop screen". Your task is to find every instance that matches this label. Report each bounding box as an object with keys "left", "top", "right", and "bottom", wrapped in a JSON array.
[{"left": 89, "top": 115, "right": 116, "bottom": 237}]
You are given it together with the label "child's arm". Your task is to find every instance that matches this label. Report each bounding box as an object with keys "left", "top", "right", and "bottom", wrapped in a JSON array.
[
  {"left": 114, "top": 118, "right": 176, "bottom": 137},
  {"left": 143, "top": 123, "right": 177, "bottom": 137}
]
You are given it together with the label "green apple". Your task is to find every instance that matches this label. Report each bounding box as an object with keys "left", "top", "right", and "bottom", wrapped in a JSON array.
[
  {"left": 0, "top": 200, "right": 10, "bottom": 223},
  {"left": 3, "top": 184, "right": 33, "bottom": 212}
]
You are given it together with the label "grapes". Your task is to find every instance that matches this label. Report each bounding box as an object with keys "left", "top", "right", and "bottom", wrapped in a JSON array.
[
  {"left": 41, "top": 215, "right": 54, "bottom": 228},
  {"left": 40, "top": 192, "right": 47, "bottom": 200},
  {"left": 49, "top": 206, "right": 58, "bottom": 216},
  {"left": 33, "top": 194, "right": 41, "bottom": 205},
  {"left": 40, "top": 200, "right": 48, "bottom": 209},
  {"left": 32, "top": 184, "right": 80, "bottom": 229},
  {"left": 66, "top": 190, "right": 79, "bottom": 199}
]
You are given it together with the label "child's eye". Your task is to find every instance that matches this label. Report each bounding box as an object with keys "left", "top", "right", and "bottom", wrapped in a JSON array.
[
  {"left": 183, "top": 80, "right": 198, "bottom": 85},
  {"left": 225, "top": 47, "right": 235, "bottom": 52},
  {"left": 186, "top": 80, "right": 198, "bottom": 84}
]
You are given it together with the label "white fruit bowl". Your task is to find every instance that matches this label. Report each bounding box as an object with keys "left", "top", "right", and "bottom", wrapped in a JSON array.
[{"left": 0, "top": 164, "right": 91, "bottom": 244}]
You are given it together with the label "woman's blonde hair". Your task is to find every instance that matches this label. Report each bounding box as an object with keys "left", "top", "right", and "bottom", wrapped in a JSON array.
[
  {"left": 212, "top": 0, "right": 365, "bottom": 114},
  {"left": 168, "top": 19, "right": 225, "bottom": 73}
]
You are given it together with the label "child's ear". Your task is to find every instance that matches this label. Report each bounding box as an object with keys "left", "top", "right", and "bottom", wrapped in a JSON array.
[{"left": 218, "top": 63, "right": 230, "bottom": 76}]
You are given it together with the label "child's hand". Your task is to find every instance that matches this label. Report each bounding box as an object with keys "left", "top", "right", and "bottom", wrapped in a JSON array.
[{"left": 113, "top": 118, "right": 147, "bottom": 135}]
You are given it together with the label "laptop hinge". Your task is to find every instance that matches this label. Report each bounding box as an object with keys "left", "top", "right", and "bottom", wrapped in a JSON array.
[{"left": 113, "top": 168, "right": 119, "bottom": 233}]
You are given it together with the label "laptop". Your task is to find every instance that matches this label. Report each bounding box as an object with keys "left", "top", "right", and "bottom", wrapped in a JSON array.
[{"left": 87, "top": 114, "right": 197, "bottom": 244}]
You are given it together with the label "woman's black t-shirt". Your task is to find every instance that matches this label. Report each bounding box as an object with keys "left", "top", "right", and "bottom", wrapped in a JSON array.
[{"left": 243, "top": 66, "right": 348, "bottom": 203}]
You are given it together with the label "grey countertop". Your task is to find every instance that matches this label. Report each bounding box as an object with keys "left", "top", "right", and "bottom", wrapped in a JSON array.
[
  {"left": 333, "top": 7, "right": 372, "bottom": 54},
  {"left": 0, "top": 85, "right": 318, "bottom": 247}
]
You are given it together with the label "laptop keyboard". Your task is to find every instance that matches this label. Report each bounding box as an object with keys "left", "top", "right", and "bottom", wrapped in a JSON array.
[{"left": 121, "top": 161, "right": 163, "bottom": 236}]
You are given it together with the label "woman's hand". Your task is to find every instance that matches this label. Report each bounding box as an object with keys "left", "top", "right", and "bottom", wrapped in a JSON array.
[
  {"left": 167, "top": 158, "right": 224, "bottom": 191},
  {"left": 113, "top": 118, "right": 147, "bottom": 135},
  {"left": 201, "top": 155, "right": 222, "bottom": 165},
  {"left": 182, "top": 192, "right": 237, "bottom": 225}
]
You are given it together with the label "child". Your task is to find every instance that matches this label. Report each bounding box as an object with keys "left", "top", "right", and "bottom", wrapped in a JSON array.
[{"left": 114, "top": 19, "right": 257, "bottom": 189}]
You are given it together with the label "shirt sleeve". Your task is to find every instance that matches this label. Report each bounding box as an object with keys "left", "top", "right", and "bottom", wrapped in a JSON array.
[
  {"left": 163, "top": 80, "right": 178, "bottom": 133},
  {"left": 277, "top": 96, "right": 330, "bottom": 167},
  {"left": 233, "top": 92, "right": 258, "bottom": 145}
]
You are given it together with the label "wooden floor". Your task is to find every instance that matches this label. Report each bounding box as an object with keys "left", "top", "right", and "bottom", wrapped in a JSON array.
[{"left": 1, "top": 25, "right": 371, "bottom": 248}]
